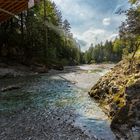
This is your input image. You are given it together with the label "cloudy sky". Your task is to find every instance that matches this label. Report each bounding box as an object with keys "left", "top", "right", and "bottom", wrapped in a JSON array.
[{"left": 52, "top": 0, "right": 130, "bottom": 51}]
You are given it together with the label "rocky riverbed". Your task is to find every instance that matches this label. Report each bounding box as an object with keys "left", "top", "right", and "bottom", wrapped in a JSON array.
[{"left": 0, "top": 64, "right": 115, "bottom": 140}]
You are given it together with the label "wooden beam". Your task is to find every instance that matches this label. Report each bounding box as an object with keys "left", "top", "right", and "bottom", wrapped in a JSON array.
[
  {"left": 0, "top": 0, "right": 28, "bottom": 22},
  {"left": 0, "top": 0, "right": 28, "bottom": 3},
  {"left": 0, "top": 3, "right": 27, "bottom": 18},
  {"left": 0, "top": 0, "right": 40, "bottom": 22},
  {"left": 0, "top": 1, "right": 27, "bottom": 12}
]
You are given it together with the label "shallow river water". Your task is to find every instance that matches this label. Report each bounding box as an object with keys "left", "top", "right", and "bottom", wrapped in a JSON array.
[{"left": 0, "top": 65, "right": 116, "bottom": 140}]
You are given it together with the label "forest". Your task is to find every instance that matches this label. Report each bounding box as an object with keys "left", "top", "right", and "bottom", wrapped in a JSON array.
[
  {"left": 0, "top": 0, "right": 82, "bottom": 69},
  {"left": 0, "top": 0, "right": 140, "bottom": 68}
]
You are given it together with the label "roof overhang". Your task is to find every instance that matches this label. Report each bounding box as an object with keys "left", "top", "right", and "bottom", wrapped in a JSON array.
[{"left": 0, "top": 0, "right": 39, "bottom": 22}]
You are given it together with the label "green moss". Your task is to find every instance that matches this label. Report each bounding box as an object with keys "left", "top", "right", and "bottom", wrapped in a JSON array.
[
  {"left": 111, "top": 86, "right": 125, "bottom": 108},
  {"left": 100, "top": 100, "right": 108, "bottom": 107},
  {"left": 126, "top": 76, "right": 136, "bottom": 86}
]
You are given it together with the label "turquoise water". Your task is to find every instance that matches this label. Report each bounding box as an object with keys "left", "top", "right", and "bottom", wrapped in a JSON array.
[{"left": 0, "top": 69, "right": 116, "bottom": 139}]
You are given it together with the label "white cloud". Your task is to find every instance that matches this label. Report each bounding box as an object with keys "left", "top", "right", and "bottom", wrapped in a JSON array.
[
  {"left": 102, "top": 18, "right": 111, "bottom": 26},
  {"left": 52, "top": 0, "right": 129, "bottom": 51},
  {"left": 82, "top": 28, "right": 105, "bottom": 44},
  {"left": 52, "top": 0, "right": 95, "bottom": 22},
  {"left": 73, "top": 27, "right": 117, "bottom": 51},
  {"left": 108, "top": 33, "right": 118, "bottom": 40}
]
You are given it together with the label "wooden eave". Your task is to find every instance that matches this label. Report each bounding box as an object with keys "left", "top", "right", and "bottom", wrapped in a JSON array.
[{"left": 0, "top": 0, "right": 39, "bottom": 22}]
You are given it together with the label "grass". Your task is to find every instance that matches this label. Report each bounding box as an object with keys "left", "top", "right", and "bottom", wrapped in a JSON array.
[{"left": 136, "top": 49, "right": 140, "bottom": 57}]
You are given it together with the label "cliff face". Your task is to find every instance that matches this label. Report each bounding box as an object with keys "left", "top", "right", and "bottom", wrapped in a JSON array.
[{"left": 89, "top": 56, "right": 140, "bottom": 139}]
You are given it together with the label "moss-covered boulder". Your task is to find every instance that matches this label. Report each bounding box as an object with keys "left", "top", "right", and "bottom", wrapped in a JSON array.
[{"left": 89, "top": 56, "right": 140, "bottom": 139}]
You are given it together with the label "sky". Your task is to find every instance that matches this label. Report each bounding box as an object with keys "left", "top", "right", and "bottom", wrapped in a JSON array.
[{"left": 52, "top": 0, "right": 130, "bottom": 51}]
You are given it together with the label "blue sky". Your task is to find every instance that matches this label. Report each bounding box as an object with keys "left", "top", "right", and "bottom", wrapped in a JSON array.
[{"left": 52, "top": 0, "right": 130, "bottom": 51}]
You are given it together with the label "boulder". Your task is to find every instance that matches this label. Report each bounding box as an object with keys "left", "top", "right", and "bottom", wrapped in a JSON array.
[{"left": 89, "top": 57, "right": 140, "bottom": 139}]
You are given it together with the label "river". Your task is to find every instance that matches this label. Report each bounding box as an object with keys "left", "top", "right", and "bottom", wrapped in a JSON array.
[{"left": 0, "top": 64, "right": 116, "bottom": 140}]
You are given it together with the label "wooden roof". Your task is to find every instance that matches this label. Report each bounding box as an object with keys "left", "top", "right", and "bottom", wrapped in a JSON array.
[{"left": 0, "top": 0, "right": 39, "bottom": 22}]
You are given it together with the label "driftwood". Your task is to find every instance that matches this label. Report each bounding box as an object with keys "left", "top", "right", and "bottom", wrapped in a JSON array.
[
  {"left": 51, "top": 64, "right": 64, "bottom": 71},
  {"left": 1, "top": 85, "right": 20, "bottom": 92},
  {"left": 30, "top": 65, "right": 48, "bottom": 73}
]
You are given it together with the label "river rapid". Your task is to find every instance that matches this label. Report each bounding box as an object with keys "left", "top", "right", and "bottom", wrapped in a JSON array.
[{"left": 0, "top": 64, "right": 116, "bottom": 140}]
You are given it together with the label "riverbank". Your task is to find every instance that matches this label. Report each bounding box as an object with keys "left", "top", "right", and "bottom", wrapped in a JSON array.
[
  {"left": 0, "top": 60, "right": 64, "bottom": 79},
  {"left": 0, "top": 63, "right": 114, "bottom": 91},
  {"left": 89, "top": 56, "right": 140, "bottom": 139}
]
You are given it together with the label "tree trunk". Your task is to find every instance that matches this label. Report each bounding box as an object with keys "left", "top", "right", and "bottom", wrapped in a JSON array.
[
  {"left": 130, "top": 42, "right": 139, "bottom": 73},
  {"left": 43, "top": 0, "right": 48, "bottom": 67}
]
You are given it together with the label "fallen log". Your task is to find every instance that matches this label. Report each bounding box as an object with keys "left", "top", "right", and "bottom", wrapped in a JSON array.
[{"left": 1, "top": 85, "right": 21, "bottom": 92}]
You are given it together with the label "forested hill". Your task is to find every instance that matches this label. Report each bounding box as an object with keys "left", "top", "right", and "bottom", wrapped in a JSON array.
[
  {"left": 0, "top": 0, "right": 82, "bottom": 70},
  {"left": 84, "top": 40, "right": 123, "bottom": 64},
  {"left": 83, "top": 0, "right": 140, "bottom": 64}
]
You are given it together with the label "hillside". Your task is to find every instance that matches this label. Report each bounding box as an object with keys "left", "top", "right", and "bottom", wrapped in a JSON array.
[{"left": 89, "top": 55, "right": 140, "bottom": 139}]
